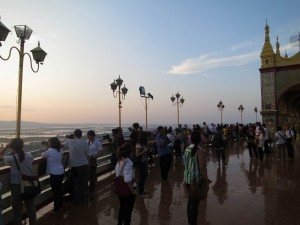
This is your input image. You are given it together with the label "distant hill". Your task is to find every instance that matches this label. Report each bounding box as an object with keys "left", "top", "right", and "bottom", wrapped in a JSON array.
[{"left": 0, "top": 121, "right": 114, "bottom": 129}]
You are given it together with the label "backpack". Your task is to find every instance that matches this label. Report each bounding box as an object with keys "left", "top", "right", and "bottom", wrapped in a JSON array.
[
  {"left": 212, "top": 132, "right": 225, "bottom": 148},
  {"left": 291, "top": 128, "right": 297, "bottom": 140}
]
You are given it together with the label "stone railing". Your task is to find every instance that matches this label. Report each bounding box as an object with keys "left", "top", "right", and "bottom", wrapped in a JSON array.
[{"left": 0, "top": 142, "right": 114, "bottom": 225}]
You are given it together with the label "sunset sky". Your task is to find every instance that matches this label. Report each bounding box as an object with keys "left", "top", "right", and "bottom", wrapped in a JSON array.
[{"left": 1, "top": 0, "right": 300, "bottom": 127}]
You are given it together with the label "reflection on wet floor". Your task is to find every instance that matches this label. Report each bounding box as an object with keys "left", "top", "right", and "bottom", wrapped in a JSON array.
[{"left": 36, "top": 140, "right": 300, "bottom": 225}]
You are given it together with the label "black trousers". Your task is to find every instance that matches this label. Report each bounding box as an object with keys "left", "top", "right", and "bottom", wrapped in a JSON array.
[
  {"left": 137, "top": 161, "right": 148, "bottom": 194},
  {"left": 159, "top": 153, "right": 173, "bottom": 180},
  {"left": 286, "top": 139, "right": 294, "bottom": 159},
  {"left": 72, "top": 165, "right": 90, "bottom": 204},
  {"left": 257, "top": 147, "right": 264, "bottom": 161},
  {"left": 118, "top": 194, "right": 136, "bottom": 225},
  {"left": 248, "top": 142, "right": 258, "bottom": 159},
  {"left": 186, "top": 184, "right": 200, "bottom": 225},
  {"left": 50, "top": 174, "right": 64, "bottom": 211}
]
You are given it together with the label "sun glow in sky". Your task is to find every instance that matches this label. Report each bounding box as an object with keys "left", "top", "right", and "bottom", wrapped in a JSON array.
[{"left": 1, "top": 0, "right": 300, "bottom": 127}]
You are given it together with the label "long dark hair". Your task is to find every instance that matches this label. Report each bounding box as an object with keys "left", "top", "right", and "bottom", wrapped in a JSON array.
[
  {"left": 117, "top": 143, "right": 132, "bottom": 159},
  {"left": 10, "top": 138, "right": 25, "bottom": 162},
  {"left": 138, "top": 131, "right": 148, "bottom": 146},
  {"left": 190, "top": 131, "right": 201, "bottom": 156},
  {"left": 48, "top": 137, "right": 62, "bottom": 151}
]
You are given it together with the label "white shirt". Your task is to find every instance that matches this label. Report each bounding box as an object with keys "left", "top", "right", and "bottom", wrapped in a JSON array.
[
  {"left": 41, "top": 148, "right": 64, "bottom": 175},
  {"left": 264, "top": 127, "right": 270, "bottom": 140},
  {"left": 4, "top": 152, "right": 33, "bottom": 184},
  {"left": 167, "top": 133, "right": 175, "bottom": 147},
  {"left": 63, "top": 138, "right": 89, "bottom": 167},
  {"left": 275, "top": 131, "right": 286, "bottom": 145},
  {"left": 86, "top": 139, "right": 103, "bottom": 156},
  {"left": 115, "top": 158, "right": 134, "bottom": 183},
  {"left": 286, "top": 129, "right": 294, "bottom": 139}
]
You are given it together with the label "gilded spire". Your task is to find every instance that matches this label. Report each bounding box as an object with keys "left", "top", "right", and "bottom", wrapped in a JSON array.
[
  {"left": 276, "top": 36, "right": 280, "bottom": 56},
  {"left": 261, "top": 20, "right": 274, "bottom": 57},
  {"left": 285, "top": 49, "right": 288, "bottom": 58}
]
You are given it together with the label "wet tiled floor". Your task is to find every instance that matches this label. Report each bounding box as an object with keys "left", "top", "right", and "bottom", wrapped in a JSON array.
[{"left": 35, "top": 140, "right": 300, "bottom": 225}]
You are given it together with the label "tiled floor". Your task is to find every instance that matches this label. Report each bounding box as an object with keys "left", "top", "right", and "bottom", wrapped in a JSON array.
[{"left": 34, "top": 140, "right": 300, "bottom": 225}]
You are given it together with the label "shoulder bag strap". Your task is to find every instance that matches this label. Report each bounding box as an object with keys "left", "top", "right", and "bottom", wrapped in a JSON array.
[
  {"left": 119, "top": 161, "right": 127, "bottom": 176},
  {"left": 277, "top": 131, "right": 286, "bottom": 142},
  {"left": 12, "top": 154, "right": 21, "bottom": 172}
]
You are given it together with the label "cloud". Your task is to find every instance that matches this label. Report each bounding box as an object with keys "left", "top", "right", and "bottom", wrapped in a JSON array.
[
  {"left": 0, "top": 105, "right": 34, "bottom": 111},
  {"left": 0, "top": 105, "right": 14, "bottom": 109},
  {"left": 168, "top": 51, "right": 260, "bottom": 75}
]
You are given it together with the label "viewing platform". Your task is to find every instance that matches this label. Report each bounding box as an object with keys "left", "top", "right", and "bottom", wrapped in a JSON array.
[{"left": 2, "top": 140, "right": 300, "bottom": 225}]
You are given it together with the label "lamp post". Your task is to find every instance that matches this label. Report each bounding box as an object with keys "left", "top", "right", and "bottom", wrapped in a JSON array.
[
  {"left": 238, "top": 104, "right": 244, "bottom": 124},
  {"left": 217, "top": 100, "right": 225, "bottom": 124},
  {"left": 139, "top": 86, "right": 153, "bottom": 131},
  {"left": 254, "top": 107, "right": 258, "bottom": 123},
  {"left": 110, "top": 75, "right": 128, "bottom": 128},
  {"left": 0, "top": 20, "right": 47, "bottom": 138},
  {"left": 170, "top": 92, "right": 185, "bottom": 128}
]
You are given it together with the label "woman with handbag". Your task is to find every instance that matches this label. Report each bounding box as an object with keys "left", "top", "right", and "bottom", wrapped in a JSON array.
[
  {"left": 115, "top": 143, "right": 136, "bottom": 225},
  {"left": 41, "top": 137, "right": 64, "bottom": 212},
  {"left": 135, "top": 131, "right": 149, "bottom": 195},
  {"left": 183, "top": 131, "right": 211, "bottom": 225},
  {"left": 256, "top": 127, "right": 265, "bottom": 162},
  {"left": 274, "top": 125, "right": 287, "bottom": 160},
  {"left": 0, "top": 138, "right": 37, "bottom": 225}
]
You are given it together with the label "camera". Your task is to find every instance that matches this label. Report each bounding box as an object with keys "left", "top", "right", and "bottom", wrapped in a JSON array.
[
  {"left": 103, "top": 134, "right": 112, "bottom": 142},
  {"left": 66, "top": 134, "right": 74, "bottom": 139}
]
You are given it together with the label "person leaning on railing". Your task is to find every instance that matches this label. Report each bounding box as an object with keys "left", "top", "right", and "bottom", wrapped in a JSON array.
[
  {"left": 41, "top": 137, "right": 64, "bottom": 212},
  {"left": 0, "top": 138, "right": 37, "bottom": 225}
]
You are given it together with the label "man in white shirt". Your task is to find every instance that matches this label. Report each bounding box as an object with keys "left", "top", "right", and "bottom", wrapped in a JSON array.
[
  {"left": 263, "top": 123, "right": 271, "bottom": 154},
  {"left": 86, "top": 130, "right": 103, "bottom": 197},
  {"left": 285, "top": 124, "right": 295, "bottom": 159},
  {"left": 63, "top": 129, "right": 89, "bottom": 204}
]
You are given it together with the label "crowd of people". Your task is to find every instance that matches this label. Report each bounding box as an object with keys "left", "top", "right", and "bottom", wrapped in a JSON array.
[{"left": 0, "top": 121, "right": 297, "bottom": 225}]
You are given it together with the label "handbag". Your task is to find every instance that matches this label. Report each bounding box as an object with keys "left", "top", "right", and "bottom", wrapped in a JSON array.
[
  {"left": 113, "top": 162, "right": 131, "bottom": 197},
  {"left": 13, "top": 154, "right": 41, "bottom": 199},
  {"left": 188, "top": 149, "right": 208, "bottom": 201},
  {"left": 189, "top": 177, "right": 208, "bottom": 201}
]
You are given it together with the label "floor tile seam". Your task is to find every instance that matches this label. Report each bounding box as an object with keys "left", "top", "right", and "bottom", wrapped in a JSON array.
[{"left": 274, "top": 190, "right": 294, "bottom": 225}]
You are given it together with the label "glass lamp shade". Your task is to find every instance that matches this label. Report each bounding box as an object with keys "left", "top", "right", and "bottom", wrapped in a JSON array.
[
  {"left": 0, "top": 20, "right": 11, "bottom": 42},
  {"left": 31, "top": 42, "right": 47, "bottom": 63},
  {"left": 254, "top": 107, "right": 258, "bottom": 112},
  {"left": 14, "top": 25, "right": 33, "bottom": 40},
  {"left": 116, "top": 76, "right": 123, "bottom": 86},
  {"left": 121, "top": 85, "right": 128, "bottom": 95},
  {"left": 110, "top": 80, "right": 117, "bottom": 91},
  {"left": 170, "top": 95, "right": 175, "bottom": 102},
  {"left": 175, "top": 92, "right": 180, "bottom": 99},
  {"left": 180, "top": 98, "right": 185, "bottom": 104}
]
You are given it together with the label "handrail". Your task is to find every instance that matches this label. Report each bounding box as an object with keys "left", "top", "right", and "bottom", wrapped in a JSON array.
[{"left": 0, "top": 143, "right": 114, "bottom": 224}]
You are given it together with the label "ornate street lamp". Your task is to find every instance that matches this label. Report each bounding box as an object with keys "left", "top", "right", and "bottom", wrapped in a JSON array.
[
  {"left": 238, "top": 104, "right": 244, "bottom": 124},
  {"left": 170, "top": 92, "right": 185, "bottom": 127},
  {"left": 254, "top": 107, "right": 258, "bottom": 123},
  {"left": 110, "top": 75, "right": 128, "bottom": 128},
  {"left": 139, "top": 86, "right": 153, "bottom": 131},
  {"left": 0, "top": 20, "right": 47, "bottom": 138},
  {"left": 217, "top": 100, "right": 225, "bottom": 124}
]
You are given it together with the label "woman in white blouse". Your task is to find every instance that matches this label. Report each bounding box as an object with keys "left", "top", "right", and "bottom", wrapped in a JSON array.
[
  {"left": 115, "top": 143, "right": 136, "bottom": 225},
  {"left": 274, "top": 126, "right": 286, "bottom": 160},
  {"left": 41, "top": 137, "right": 64, "bottom": 212},
  {"left": 0, "top": 138, "right": 36, "bottom": 225}
]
